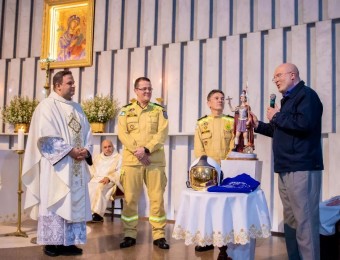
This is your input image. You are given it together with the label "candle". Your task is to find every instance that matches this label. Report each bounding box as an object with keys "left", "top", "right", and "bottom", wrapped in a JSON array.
[{"left": 18, "top": 127, "right": 25, "bottom": 150}]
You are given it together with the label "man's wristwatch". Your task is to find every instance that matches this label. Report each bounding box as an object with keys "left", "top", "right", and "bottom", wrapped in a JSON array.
[{"left": 144, "top": 147, "right": 150, "bottom": 154}]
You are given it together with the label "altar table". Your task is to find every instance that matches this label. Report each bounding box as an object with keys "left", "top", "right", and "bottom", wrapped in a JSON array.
[{"left": 172, "top": 188, "right": 271, "bottom": 250}]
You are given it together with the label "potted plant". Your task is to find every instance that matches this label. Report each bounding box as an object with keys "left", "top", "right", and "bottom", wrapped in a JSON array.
[
  {"left": 1, "top": 96, "right": 39, "bottom": 133},
  {"left": 82, "top": 95, "right": 120, "bottom": 133}
]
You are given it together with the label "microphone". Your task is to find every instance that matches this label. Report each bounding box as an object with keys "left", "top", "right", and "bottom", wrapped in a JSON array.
[{"left": 270, "top": 94, "right": 276, "bottom": 108}]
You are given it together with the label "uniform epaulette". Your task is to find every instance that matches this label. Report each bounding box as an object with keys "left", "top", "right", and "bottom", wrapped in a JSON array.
[
  {"left": 222, "top": 114, "right": 234, "bottom": 119},
  {"left": 122, "top": 103, "right": 133, "bottom": 108},
  {"left": 152, "top": 102, "right": 164, "bottom": 108},
  {"left": 197, "top": 115, "right": 208, "bottom": 121}
]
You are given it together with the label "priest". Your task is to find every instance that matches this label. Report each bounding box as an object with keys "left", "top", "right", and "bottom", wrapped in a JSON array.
[
  {"left": 22, "top": 70, "right": 93, "bottom": 257},
  {"left": 88, "top": 139, "right": 122, "bottom": 222}
]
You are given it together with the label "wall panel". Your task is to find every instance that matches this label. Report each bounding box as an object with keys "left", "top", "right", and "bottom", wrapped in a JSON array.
[
  {"left": 279, "top": 0, "right": 295, "bottom": 28},
  {"left": 246, "top": 32, "right": 262, "bottom": 116},
  {"left": 165, "top": 43, "right": 181, "bottom": 133},
  {"left": 157, "top": 0, "right": 173, "bottom": 45},
  {"left": 236, "top": 0, "right": 250, "bottom": 34},
  {"left": 130, "top": 47, "right": 146, "bottom": 101},
  {"left": 97, "top": 51, "right": 113, "bottom": 95},
  {"left": 202, "top": 38, "right": 219, "bottom": 115},
  {"left": 257, "top": 0, "right": 272, "bottom": 31},
  {"left": 30, "top": 0, "right": 43, "bottom": 57},
  {"left": 183, "top": 41, "right": 199, "bottom": 132},
  {"left": 21, "top": 58, "right": 35, "bottom": 98},
  {"left": 302, "top": 0, "right": 319, "bottom": 23},
  {"left": 267, "top": 28, "right": 284, "bottom": 112},
  {"left": 2, "top": 0, "right": 16, "bottom": 59},
  {"left": 107, "top": 0, "right": 123, "bottom": 51},
  {"left": 148, "top": 45, "right": 163, "bottom": 101},
  {"left": 0, "top": 60, "right": 6, "bottom": 132},
  {"left": 141, "top": 0, "right": 156, "bottom": 47},
  {"left": 328, "top": 0, "right": 340, "bottom": 19},
  {"left": 16, "top": 0, "right": 31, "bottom": 58},
  {"left": 69, "top": 67, "right": 80, "bottom": 103},
  {"left": 80, "top": 62, "right": 96, "bottom": 100},
  {"left": 34, "top": 61, "right": 47, "bottom": 100},
  {"left": 225, "top": 35, "right": 240, "bottom": 104},
  {"left": 124, "top": 0, "right": 139, "bottom": 48},
  {"left": 7, "top": 59, "right": 21, "bottom": 100},
  {"left": 176, "top": 0, "right": 191, "bottom": 42},
  {"left": 315, "top": 21, "right": 332, "bottom": 133},
  {"left": 93, "top": 0, "right": 106, "bottom": 52},
  {"left": 213, "top": 0, "right": 230, "bottom": 37},
  {"left": 195, "top": 0, "right": 210, "bottom": 40},
  {"left": 291, "top": 24, "right": 307, "bottom": 79}
]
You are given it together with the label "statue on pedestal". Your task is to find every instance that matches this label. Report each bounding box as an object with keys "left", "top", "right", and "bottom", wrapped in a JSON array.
[{"left": 227, "top": 89, "right": 255, "bottom": 154}]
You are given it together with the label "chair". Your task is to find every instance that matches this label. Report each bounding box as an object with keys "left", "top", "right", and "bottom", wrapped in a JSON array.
[{"left": 109, "top": 186, "right": 124, "bottom": 221}]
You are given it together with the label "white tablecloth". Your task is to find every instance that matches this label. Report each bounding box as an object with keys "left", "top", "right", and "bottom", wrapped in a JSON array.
[
  {"left": 172, "top": 188, "right": 271, "bottom": 247},
  {"left": 320, "top": 196, "right": 340, "bottom": 235}
]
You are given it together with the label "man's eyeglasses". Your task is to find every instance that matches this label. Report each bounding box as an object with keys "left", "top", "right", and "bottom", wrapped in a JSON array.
[
  {"left": 136, "top": 87, "right": 153, "bottom": 92},
  {"left": 272, "top": 72, "right": 293, "bottom": 82}
]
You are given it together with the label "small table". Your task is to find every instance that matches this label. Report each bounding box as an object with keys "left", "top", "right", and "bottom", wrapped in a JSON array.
[{"left": 172, "top": 188, "right": 271, "bottom": 258}]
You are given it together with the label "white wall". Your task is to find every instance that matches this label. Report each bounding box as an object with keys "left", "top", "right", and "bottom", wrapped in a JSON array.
[{"left": 1, "top": 0, "right": 340, "bottom": 232}]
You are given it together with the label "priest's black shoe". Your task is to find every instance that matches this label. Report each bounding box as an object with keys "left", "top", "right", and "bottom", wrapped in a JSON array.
[
  {"left": 92, "top": 213, "right": 104, "bottom": 223},
  {"left": 120, "top": 237, "right": 136, "bottom": 248},
  {"left": 153, "top": 238, "right": 170, "bottom": 249},
  {"left": 217, "top": 251, "right": 232, "bottom": 260},
  {"left": 195, "top": 245, "right": 214, "bottom": 252},
  {"left": 58, "top": 245, "right": 83, "bottom": 255},
  {"left": 43, "top": 245, "right": 60, "bottom": 257}
]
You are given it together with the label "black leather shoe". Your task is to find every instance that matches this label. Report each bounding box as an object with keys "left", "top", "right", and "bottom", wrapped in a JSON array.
[
  {"left": 92, "top": 213, "right": 104, "bottom": 223},
  {"left": 120, "top": 237, "right": 136, "bottom": 248},
  {"left": 217, "top": 251, "right": 232, "bottom": 260},
  {"left": 43, "top": 245, "right": 60, "bottom": 257},
  {"left": 58, "top": 245, "right": 83, "bottom": 256},
  {"left": 153, "top": 238, "right": 170, "bottom": 249},
  {"left": 195, "top": 245, "right": 214, "bottom": 252}
]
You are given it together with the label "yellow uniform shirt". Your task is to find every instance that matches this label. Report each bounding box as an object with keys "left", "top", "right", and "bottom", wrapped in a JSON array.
[
  {"left": 194, "top": 114, "right": 234, "bottom": 164},
  {"left": 118, "top": 101, "right": 169, "bottom": 166}
]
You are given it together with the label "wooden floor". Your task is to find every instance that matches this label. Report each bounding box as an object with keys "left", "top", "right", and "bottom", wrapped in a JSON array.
[{"left": 0, "top": 216, "right": 288, "bottom": 260}]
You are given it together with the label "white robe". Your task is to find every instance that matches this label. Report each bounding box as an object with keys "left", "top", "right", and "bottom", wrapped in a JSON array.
[
  {"left": 88, "top": 151, "right": 123, "bottom": 217},
  {"left": 22, "top": 92, "right": 93, "bottom": 245}
]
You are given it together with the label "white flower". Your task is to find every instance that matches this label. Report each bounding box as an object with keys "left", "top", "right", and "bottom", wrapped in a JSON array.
[
  {"left": 0, "top": 96, "right": 39, "bottom": 124},
  {"left": 81, "top": 95, "right": 120, "bottom": 123}
]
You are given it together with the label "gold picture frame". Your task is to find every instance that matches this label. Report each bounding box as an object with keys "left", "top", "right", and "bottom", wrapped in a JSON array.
[{"left": 40, "top": 0, "right": 95, "bottom": 69}]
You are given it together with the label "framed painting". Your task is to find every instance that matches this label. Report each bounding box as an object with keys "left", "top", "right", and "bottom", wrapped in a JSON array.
[{"left": 40, "top": 0, "right": 95, "bottom": 69}]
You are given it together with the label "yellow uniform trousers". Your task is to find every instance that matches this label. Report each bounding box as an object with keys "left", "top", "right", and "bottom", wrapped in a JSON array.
[{"left": 120, "top": 165, "right": 167, "bottom": 240}]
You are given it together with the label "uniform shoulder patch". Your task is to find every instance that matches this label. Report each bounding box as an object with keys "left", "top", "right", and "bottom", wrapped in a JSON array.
[{"left": 120, "top": 103, "right": 132, "bottom": 116}]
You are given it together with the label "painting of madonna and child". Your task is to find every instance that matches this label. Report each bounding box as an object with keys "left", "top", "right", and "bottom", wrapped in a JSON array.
[{"left": 40, "top": 0, "right": 94, "bottom": 69}]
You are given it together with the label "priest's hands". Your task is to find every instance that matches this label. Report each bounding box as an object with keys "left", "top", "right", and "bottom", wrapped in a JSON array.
[
  {"left": 69, "top": 147, "right": 88, "bottom": 161},
  {"left": 99, "top": 177, "right": 110, "bottom": 184}
]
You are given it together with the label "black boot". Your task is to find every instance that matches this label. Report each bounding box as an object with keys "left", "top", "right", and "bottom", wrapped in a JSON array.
[{"left": 120, "top": 237, "right": 136, "bottom": 248}]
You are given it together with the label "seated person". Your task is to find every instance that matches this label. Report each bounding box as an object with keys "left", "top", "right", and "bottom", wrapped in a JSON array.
[{"left": 88, "top": 139, "right": 123, "bottom": 222}]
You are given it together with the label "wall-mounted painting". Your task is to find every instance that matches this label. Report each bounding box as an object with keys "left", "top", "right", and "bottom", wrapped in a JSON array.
[{"left": 40, "top": 0, "right": 95, "bottom": 69}]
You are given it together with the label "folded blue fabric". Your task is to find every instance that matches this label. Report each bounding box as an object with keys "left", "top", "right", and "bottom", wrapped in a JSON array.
[{"left": 207, "top": 173, "right": 260, "bottom": 193}]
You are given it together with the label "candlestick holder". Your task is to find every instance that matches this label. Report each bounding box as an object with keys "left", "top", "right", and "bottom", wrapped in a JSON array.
[
  {"left": 40, "top": 57, "right": 56, "bottom": 98},
  {"left": 5, "top": 150, "right": 28, "bottom": 238}
]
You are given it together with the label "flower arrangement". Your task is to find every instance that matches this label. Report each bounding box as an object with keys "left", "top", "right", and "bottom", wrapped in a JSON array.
[
  {"left": 1, "top": 96, "right": 39, "bottom": 124},
  {"left": 82, "top": 95, "right": 120, "bottom": 123}
]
